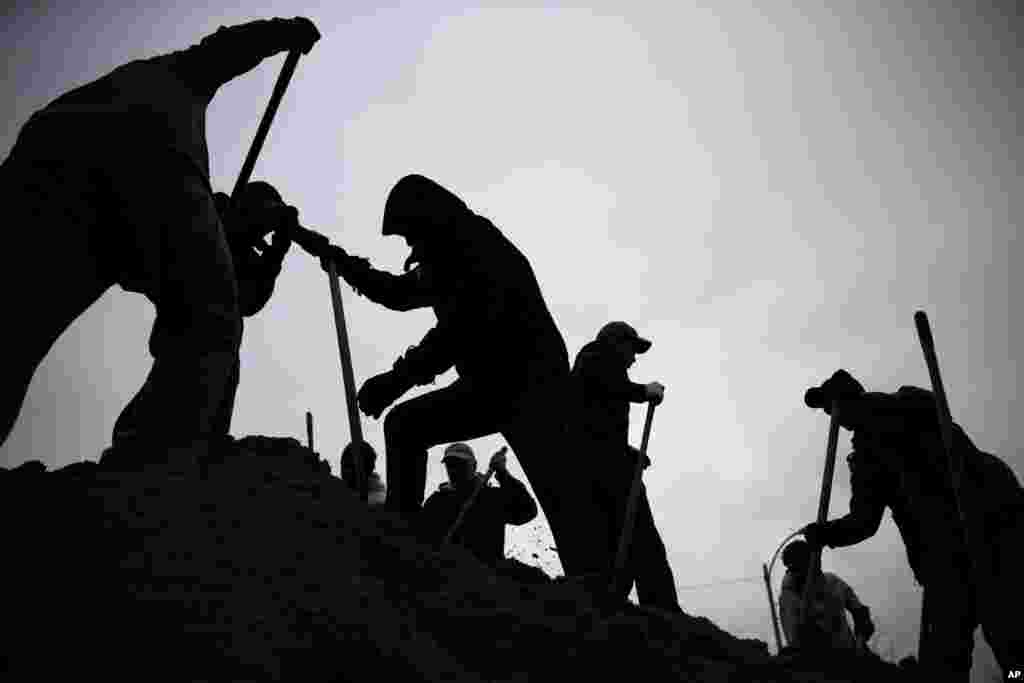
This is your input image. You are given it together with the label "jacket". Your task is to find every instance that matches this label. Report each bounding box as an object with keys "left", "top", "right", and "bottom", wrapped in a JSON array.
[
  {"left": 419, "top": 470, "right": 538, "bottom": 565},
  {"left": 569, "top": 339, "right": 648, "bottom": 455},
  {"left": 779, "top": 570, "right": 865, "bottom": 651},
  {"left": 820, "top": 386, "right": 1024, "bottom": 585},
  {"left": 337, "top": 196, "right": 569, "bottom": 393}
]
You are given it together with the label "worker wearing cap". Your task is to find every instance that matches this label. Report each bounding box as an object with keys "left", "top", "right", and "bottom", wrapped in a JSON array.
[
  {"left": 569, "top": 321, "right": 680, "bottom": 611},
  {"left": 777, "top": 539, "right": 874, "bottom": 655},
  {"left": 288, "top": 175, "right": 609, "bottom": 576},
  {"left": 419, "top": 442, "right": 538, "bottom": 566},
  {"left": 800, "top": 369, "right": 1024, "bottom": 680}
]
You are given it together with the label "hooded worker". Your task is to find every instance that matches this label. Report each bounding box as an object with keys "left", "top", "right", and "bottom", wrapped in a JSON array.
[
  {"left": 1, "top": 17, "right": 320, "bottom": 467},
  {"left": 419, "top": 442, "right": 538, "bottom": 566},
  {"left": 289, "top": 174, "right": 607, "bottom": 575},
  {"left": 569, "top": 321, "right": 680, "bottom": 612},
  {"left": 800, "top": 369, "right": 1024, "bottom": 680}
]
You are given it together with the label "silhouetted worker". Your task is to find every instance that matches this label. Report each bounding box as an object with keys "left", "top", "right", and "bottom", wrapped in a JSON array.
[
  {"left": 419, "top": 442, "right": 538, "bottom": 566},
  {"left": 340, "top": 441, "right": 386, "bottom": 506},
  {"left": 291, "top": 174, "right": 605, "bottom": 575},
  {"left": 0, "top": 18, "right": 321, "bottom": 463},
  {"left": 778, "top": 539, "right": 874, "bottom": 655},
  {"left": 570, "top": 321, "right": 680, "bottom": 612},
  {"left": 800, "top": 369, "right": 1024, "bottom": 681},
  {"left": 108, "top": 181, "right": 295, "bottom": 453}
]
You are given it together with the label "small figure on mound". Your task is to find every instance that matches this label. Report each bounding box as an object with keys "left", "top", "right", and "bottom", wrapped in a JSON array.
[
  {"left": 778, "top": 539, "right": 874, "bottom": 656},
  {"left": 1, "top": 17, "right": 321, "bottom": 466},
  {"left": 800, "top": 369, "right": 1024, "bottom": 681},
  {"left": 340, "top": 441, "right": 386, "bottom": 506},
  {"left": 419, "top": 443, "right": 538, "bottom": 567},
  {"left": 569, "top": 321, "right": 680, "bottom": 612},
  {"left": 289, "top": 174, "right": 607, "bottom": 576},
  {"left": 109, "top": 180, "right": 296, "bottom": 460}
]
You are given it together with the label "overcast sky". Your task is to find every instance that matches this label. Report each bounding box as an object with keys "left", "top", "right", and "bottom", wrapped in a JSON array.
[{"left": 3, "top": 2, "right": 1019, "bottom": 676}]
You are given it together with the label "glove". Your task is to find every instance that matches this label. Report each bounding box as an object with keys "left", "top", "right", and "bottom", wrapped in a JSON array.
[
  {"left": 852, "top": 607, "right": 875, "bottom": 641},
  {"left": 287, "top": 17, "right": 321, "bottom": 54},
  {"left": 357, "top": 370, "right": 413, "bottom": 419},
  {"left": 645, "top": 382, "right": 665, "bottom": 405},
  {"left": 488, "top": 450, "right": 508, "bottom": 473},
  {"left": 627, "top": 445, "right": 651, "bottom": 470},
  {"left": 800, "top": 521, "right": 830, "bottom": 548}
]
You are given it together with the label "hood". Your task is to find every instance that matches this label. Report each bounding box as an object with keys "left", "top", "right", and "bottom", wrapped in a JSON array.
[{"left": 382, "top": 174, "right": 469, "bottom": 239}]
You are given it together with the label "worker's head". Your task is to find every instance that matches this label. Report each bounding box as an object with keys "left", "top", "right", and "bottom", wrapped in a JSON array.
[
  {"left": 340, "top": 441, "right": 378, "bottom": 490},
  {"left": 804, "top": 369, "right": 865, "bottom": 429},
  {"left": 596, "top": 321, "right": 652, "bottom": 368},
  {"left": 381, "top": 174, "right": 468, "bottom": 271},
  {"left": 442, "top": 442, "right": 478, "bottom": 487},
  {"left": 782, "top": 539, "right": 811, "bottom": 576}
]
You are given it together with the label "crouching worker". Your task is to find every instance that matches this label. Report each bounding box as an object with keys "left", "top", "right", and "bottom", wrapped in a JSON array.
[
  {"left": 419, "top": 443, "right": 537, "bottom": 566},
  {"left": 340, "top": 441, "right": 386, "bottom": 506},
  {"left": 778, "top": 539, "right": 874, "bottom": 656},
  {"left": 106, "top": 181, "right": 296, "bottom": 465},
  {"left": 1, "top": 16, "right": 320, "bottom": 461}
]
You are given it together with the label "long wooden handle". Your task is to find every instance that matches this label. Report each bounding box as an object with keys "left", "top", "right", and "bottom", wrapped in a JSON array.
[
  {"left": 230, "top": 50, "right": 302, "bottom": 202},
  {"left": 611, "top": 401, "right": 657, "bottom": 592},
  {"left": 763, "top": 562, "right": 783, "bottom": 653},
  {"left": 306, "top": 411, "right": 314, "bottom": 451},
  {"left": 325, "top": 258, "right": 366, "bottom": 501},
  {"left": 799, "top": 399, "right": 841, "bottom": 632}
]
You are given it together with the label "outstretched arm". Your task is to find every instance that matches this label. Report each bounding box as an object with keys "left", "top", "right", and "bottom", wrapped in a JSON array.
[
  {"left": 172, "top": 17, "right": 319, "bottom": 98},
  {"left": 819, "top": 452, "right": 888, "bottom": 547}
]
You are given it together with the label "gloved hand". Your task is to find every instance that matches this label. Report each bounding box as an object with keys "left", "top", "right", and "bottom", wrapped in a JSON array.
[
  {"left": 288, "top": 17, "right": 321, "bottom": 54},
  {"left": 357, "top": 370, "right": 413, "bottom": 419},
  {"left": 488, "top": 449, "right": 508, "bottom": 474},
  {"left": 627, "top": 445, "right": 651, "bottom": 470},
  {"left": 853, "top": 609, "right": 875, "bottom": 642},
  {"left": 800, "top": 521, "right": 830, "bottom": 549},
  {"left": 645, "top": 381, "right": 665, "bottom": 405}
]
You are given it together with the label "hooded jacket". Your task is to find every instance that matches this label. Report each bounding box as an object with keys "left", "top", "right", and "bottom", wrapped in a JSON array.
[
  {"left": 820, "top": 386, "right": 1024, "bottom": 585},
  {"left": 569, "top": 339, "right": 649, "bottom": 456},
  {"left": 337, "top": 176, "right": 570, "bottom": 392},
  {"left": 419, "top": 470, "right": 538, "bottom": 565}
]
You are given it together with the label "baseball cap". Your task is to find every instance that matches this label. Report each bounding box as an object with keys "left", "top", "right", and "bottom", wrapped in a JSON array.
[
  {"left": 442, "top": 442, "right": 476, "bottom": 466},
  {"left": 597, "top": 321, "right": 652, "bottom": 353}
]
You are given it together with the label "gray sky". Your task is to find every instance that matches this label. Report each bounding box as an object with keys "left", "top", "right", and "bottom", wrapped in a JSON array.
[{"left": 3, "top": 2, "right": 1019, "bottom": 676}]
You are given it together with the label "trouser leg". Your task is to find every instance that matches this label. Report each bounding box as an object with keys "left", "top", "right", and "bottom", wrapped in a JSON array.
[
  {"left": 629, "top": 484, "right": 680, "bottom": 611},
  {"left": 109, "top": 170, "right": 241, "bottom": 447},
  {"left": 919, "top": 573, "right": 976, "bottom": 683},
  {"left": 0, "top": 145, "right": 111, "bottom": 448},
  {"left": 503, "top": 410, "right": 610, "bottom": 577},
  {"left": 977, "top": 511, "right": 1024, "bottom": 675},
  {"left": 382, "top": 380, "right": 497, "bottom": 517}
]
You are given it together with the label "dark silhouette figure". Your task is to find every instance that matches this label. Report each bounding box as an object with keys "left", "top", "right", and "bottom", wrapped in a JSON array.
[
  {"left": 292, "top": 174, "right": 607, "bottom": 575},
  {"left": 419, "top": 442, "right": 538, "bottom": 565},
  {"left": 0, "top": 18, "right": 320, "bottom": 460},
  {"left": 109, "top": 181, "right": 296, "bottom": 455},
  {"left": 778, "top": 539, "right": 874, "bottom": 654},
  {"left": 801, "top": 369, "right": 1024, "bottom": 681},
  {"left": 340, "top": 441, "right": 386, "bottom": 505},
  {"left": 569, "top": 321, "right": 680, "bottom": 612}
]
